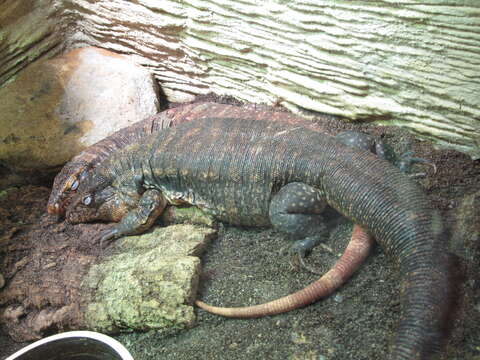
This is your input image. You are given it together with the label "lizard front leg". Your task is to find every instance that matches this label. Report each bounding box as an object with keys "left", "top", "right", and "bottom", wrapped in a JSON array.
[
  {"left": 335, "top": 130, "right": 436, "bottom": 176},
  {"left": 96, "top": 189, "right": 167, "bottom": 247}
]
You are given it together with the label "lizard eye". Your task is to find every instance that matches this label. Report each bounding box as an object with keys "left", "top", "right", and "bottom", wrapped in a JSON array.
[
  {"left": 70, "top": 179, "right": 79, "bottom": 191},
  {"left": 82, "top": 195, "right": 93, "bottom": 206}
]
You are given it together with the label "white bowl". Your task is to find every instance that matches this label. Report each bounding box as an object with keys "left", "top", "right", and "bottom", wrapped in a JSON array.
[{"left": 5, "top": 331, "right": 134, "bottom": 360}]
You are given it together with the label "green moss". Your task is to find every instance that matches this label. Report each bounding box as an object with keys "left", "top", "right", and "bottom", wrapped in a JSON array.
[{"left": 81, "top": 224, "right": 216, "bottom": 333}]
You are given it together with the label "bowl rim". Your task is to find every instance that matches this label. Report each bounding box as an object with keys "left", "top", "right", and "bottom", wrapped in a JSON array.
[{"left": 5, "top": 330, "right": 134, "bottom": 360}]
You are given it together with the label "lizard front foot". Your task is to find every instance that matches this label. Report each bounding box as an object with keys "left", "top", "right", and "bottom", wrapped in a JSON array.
[
  {"left": 397, "top": 151, "right": 437, "bottom": 178},
  {"left": 98, "top": 227, "right": 120, "bottom": 249}
]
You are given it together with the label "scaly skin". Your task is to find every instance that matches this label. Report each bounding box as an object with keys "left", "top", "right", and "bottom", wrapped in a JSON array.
[
  {"left": 65, "top": 122, "right": 382, "bottom": 322},
  {"left": 195, "top": 130, "right": 431, "bottom": 313},
  {"left": 68, "top": 182, "right": 375, "bottom": 318},
  {"left": 48, "top": 102, "right": 328, "bottom": 217},
  {"left": 74, "top": 118, "right": 453, "bottom": 359},
  {"left": 59, "top": 102, "right": 374, "bottom": 274}
]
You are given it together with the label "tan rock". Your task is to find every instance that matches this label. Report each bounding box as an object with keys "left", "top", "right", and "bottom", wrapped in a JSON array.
[{"left": 0, "top": 47, "right": 159, "bottom": 179}]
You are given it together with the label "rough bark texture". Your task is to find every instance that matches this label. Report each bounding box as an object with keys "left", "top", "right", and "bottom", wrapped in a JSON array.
[
  {"left": 63, "top": 0, "right": 480, "bottom": 158},
  {"left": 0, "top": 198, "right": 216, "bottom": 342},
  {"left": 1, "top": 1, "right": 479, "bottom": 158},
  {"left": 0, "top": 0, "right": 66, "bottom": 85}
]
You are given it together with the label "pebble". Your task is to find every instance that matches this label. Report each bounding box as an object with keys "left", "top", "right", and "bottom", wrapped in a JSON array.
[{"left": 334, "top": 294, "right": 343, "bottom": 303}]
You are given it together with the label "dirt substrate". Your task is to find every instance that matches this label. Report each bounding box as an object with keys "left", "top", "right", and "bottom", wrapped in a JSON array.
[{"left": 1, "top": 98, "right": 479, "bottom": 360}]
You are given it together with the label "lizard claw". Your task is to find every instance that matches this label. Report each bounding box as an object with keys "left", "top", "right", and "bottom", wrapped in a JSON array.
[
  {"left": 397, "top": 152, "right": 437, "bottom": 177},
  {"left": 284, "top": 237, "right": 337, "bottom": 275},
  {"left": 294, "top": 252, "right": 322, "bottom": 275},
  {"left": 98, "top": 228, "right": 119, "bottom": 249}
]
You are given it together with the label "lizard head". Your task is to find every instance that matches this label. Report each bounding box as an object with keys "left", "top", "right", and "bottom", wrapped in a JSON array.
[
  {"left": 47, "top": 162, "right": 91, "bottom": 216},
  {"left": 47, "top": 164, "right": 85, "bottom": 216},
  {"left": 65, "top": 171, "right": 118, "bottom": 223},
  {"left": 66, "top": 185, "right": 132, "bottom": 224}
]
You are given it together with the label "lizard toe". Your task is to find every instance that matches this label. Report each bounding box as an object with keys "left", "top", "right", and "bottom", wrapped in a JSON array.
[
  {"left": 287, "top": 237, "right": 336, "bottom": 274},
  {"left": 98, "top": 228, "right": 120, "bottom": 249}
]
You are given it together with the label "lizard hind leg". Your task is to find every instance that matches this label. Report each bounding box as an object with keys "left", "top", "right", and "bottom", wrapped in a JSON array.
[
  {"left": 268, "top": 182, "right": 329, "bottom": 272},
  {"left": 195, "top": 179, "right": 375, "bottom": 318}
]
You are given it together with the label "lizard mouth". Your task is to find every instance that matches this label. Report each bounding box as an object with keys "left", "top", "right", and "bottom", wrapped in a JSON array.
[
  {"left": 47, "top": 195, "right": 73, "bottom": 218},
  {"left": 47, "top": 202, "right": 62, "bottom": 215},
  {"left": 47, "top": 177, "right": 79, "bottom": 216},
  {"left": 64, "top": 192, "right": 87, "bottom": 223},
  {"left": 47, "top": 165, "right": 90, "bottom": 216}
]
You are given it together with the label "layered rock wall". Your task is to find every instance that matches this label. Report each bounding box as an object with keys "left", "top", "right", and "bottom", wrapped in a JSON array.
[
  {"left": 0, "top": 0, "right": 66, "bottom": 85},
  {"left": 2, "top": 0, "right": 479, "bottom": 157}
]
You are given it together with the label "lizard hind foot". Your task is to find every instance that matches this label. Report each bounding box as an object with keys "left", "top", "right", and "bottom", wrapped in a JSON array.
[
  {"left": 287, "top": 237, "right": 336, "bottom": 275},
  {"left": 293, "top": 244, "right": 337, "bottom": 275}
]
